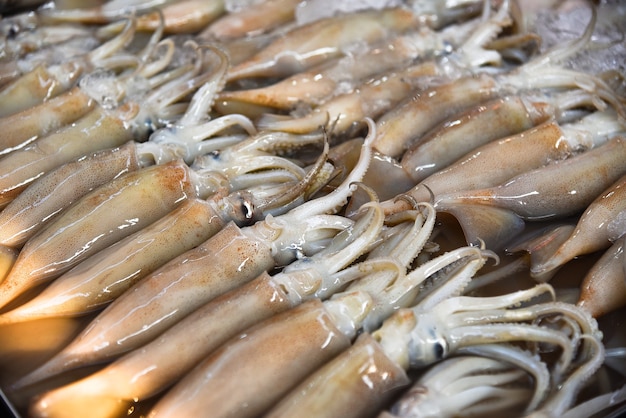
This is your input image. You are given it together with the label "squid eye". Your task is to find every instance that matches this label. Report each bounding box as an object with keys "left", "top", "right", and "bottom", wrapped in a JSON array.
[
  {"left": 433, "top": 341, "right": 445, "bottom": 360},
  {"left": 240, "top": 200, "right": 254, "bottom": 219},
  {"left": 8, "top": 24, "right": 19, "bottom": 38}
]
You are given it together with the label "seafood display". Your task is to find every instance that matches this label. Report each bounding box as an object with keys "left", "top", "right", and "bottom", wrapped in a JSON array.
[{"left": 0, "top": 0, "right": 625, "bottom": 417}]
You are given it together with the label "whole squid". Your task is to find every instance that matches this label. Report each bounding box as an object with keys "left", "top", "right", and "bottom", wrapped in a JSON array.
[
  {"left": 0, "top": 158, "right": 227, "bottom": 310},
  {"left": 26, "top": 196, "right": 387, "bottom": 418},
  {"left": 436, "top": 135, "right": 626, "bottom": 250},
  {"left": 13, "top": 120, "right": 376, "bottom": 388},
  {"left": 226, "top": 7, "right": 427, "bottom": 82},
  {"left": 382, "top": 108, "right": 625, "bottom": 217},
  {"left": 0, "top": 141, "right": 330, "bottom": 324},
  {"left": 0, "top": 17, "right": 137, "bottom": 117},
  {"left": 371, "top": 8, "right": 624, "bottom": 158}
]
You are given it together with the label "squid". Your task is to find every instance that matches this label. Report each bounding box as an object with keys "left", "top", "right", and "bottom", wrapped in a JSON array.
[
  {"left": 0, "top": 31, "right": 178, "bottom": 153},
  {"left": 0, "top": 20, "right": 97, "bottom": 65},
  {"left": 255, "top": 0, "right": 513, "bottom": 136},
  {"left": 371, "top": 7, "right": 624, "bottom": 158},
  {"left": 400, "top": 88, "right": 614, "bottom": 183},
  {"left": 577, "top": 236, "right": 626, "bottom": 318},
  {"left": 0, "top": 41, "right": 250, "bottom": 249},
  {"left": 145, "top": 244, "right": 491, "bottom": 418},
  {"left": 0, "top": 143, "right": 141, "bottom": 248},
  {"left": 200, "top": 0, "right": 300, "bottom": 41},
  {"left": 387, "top": 355, "right": 537, "bottom": 417},
  {"left": 31, "top": 0, "right": 180, "bottom": 24},
  {"left": 383, "top": 108, "right": 625, "bottom": 217},
  {"left": 215, "top": 17, "right": 482, "bottom": 113},
  {"left": 225, "top": 7, "right": 427, "bottom": 82},
  {"left": 147, "top": 291, "right": 377, "bottom": 418},
  {"left": 0, "top": 141, "right": 331, "bottom": 324},
  {"left": 260, "top": 247, "right": 492, "bottom": 417},
  {"left": 265, "top": 284, "right": 598, "bottom": 418},
  {"left": 436, "top": 135, "right": 626, "bottom": 250},
  {"left": 525, "top": 335, "right": 606, "bottom": 417},
  {"left": 0, "top": 110, "right": 251, "bottom": 249},
  {"left": 190, "top": 128, "right": 327, "bottom": 181},
  {"left": 255, "top": 61, "right": 441, "bottom": 136},
  {"left": 26, "top": 196, "right": 387, "bottom": 418},
  {"left": 526, "top": 172, "right": 626, "bottom": 280},
  {"left": 387, "top": 335, "right": 605, "bottom": 418},
  {"left": 12, "top": 120, "right": 376, "bottom": 388},
  {"left": 0, "top": 17, "right": 138, "bottom": 117},
  {"left": 97, "top": 0, "right": 226, "bottom": 35},
  {"left": 0, "top": 41, "right": 224, "bottom": 209},
  {"left": 0, "top": 157, "right": 232, "bottom": 310}
]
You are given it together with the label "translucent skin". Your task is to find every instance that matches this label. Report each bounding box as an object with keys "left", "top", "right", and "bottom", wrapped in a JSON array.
[
  {"left": 0, "top": 104, "right": 140, "bottom": 209},
  {"left": 148, "top": 299, "right": 353, "bottom": 418},
  {"left": 0, "top": 160, "right": 196, "bottom": 310},
  {"left": 577, "top": 237, "right": 626, "bottom": 318},
  {"left": 532, "top": 173, "right": 626, "bottom": 277},
  {"left": 266, "top": 333, "right": 410, "bottom": 418},
  {"left": 0, "top": 197, "right": 227, "bottom": 324},
  {"left": 226, "top": 8, "right": 422, "bottom": 81},
  {"left": 0, "top": 86, "right": 96, "bottom": 153},
  {"left": 0, "top": 142, "right": 139, "bottom": 248}
]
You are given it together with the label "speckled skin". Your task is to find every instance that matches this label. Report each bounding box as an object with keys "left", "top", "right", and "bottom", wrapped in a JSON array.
[
  {"left": 14, "top": 221, "right": 277, "bottom": 389},
  {"left": 0, "top": 142, "right": 139, "bottom": 248},
  {"left": 0, "top": 197, "right": 227, "bottom": 324},
  {"left": 0, "top": 103, "right": 139, "bottom": 209},
  {"left": 266, "top": 333, "right": 410, "bottom": 418},
  {"left": 0, "top": 159, "right": 195, "bottom": 309},
  {"left": 149, "top": 299, "right": 353, "bottom": 418},
  {"left": 0, "top": 86, "right": 96, "bottom": 152}
]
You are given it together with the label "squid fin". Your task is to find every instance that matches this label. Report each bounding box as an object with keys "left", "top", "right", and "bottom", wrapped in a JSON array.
[
  {"left": 508, "top": 224, "right": 576, "bottom": 282},
  {"left": 437, "top": 202, "right": 525, "bottom": 252},
  {"left": 346, "top": 153, "right": 414, "bottom": 217}
]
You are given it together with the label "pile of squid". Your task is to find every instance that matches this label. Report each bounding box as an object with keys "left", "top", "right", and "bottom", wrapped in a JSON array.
[{"left": 0, "top": 0, "right": 625, "bottom": 417}]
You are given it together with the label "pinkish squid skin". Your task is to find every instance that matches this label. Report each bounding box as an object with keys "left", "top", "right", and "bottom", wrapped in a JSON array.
[
  {"left": 0, "top": 17, "right": 136, "bottom": 117},
  {"left": 0, "top": 102, "right": 143, "bottom": 210},
  {"left": 126, "top": 0, "right": 225, "bottom": 34},
  {"left": 373, "top": 73, "right": 502, "bottom": 158},
  {"left": 371, "top": 7, "right": 620, "bottom": 161},
  {"left": 21, "top": 201, "right": 385, "bottom": 417},
  {"left": 382, "top": 120, "right": 575, "bottom": 216},
  {"left": 146, "top": 297, "right": 359, "bottom": 418},
  {"left": 530, "top": 173, "right": 626, "bottom": 278},
  {"left": 0, "top": 144, "right": 337, "bottom": 325},
  {"left": 226, "top": 8, "right": 422, "bottom": 82},
  {"left": 265, "top": 333, "right": 410, "bottom": 418},
  {"left": 400, "top": 94, "right": 556, "bottom": 183},
  {"left": 0, "top": 62, "right": 86, "bottom": 118},
  {"left": 0, "top": 86, "right": 96, "bottom": 155},
  {"left": 0, "top": 197, "right": 230, "bottom": 325},
  {"left": 215, "top": 17, "right": 479, "bottom": 113},
  {"left": 256, "top": 61, "right": 440, "bottom": 136},
  {"left": 0, "top": 159, "right": 203, "bottom": 310},
  {"left": 26, "top": 271, "right": 300, "bottom": 418},
  {"left": 13, "top": 221, "right": 278, "bottom": 390},
  {"left": 0, "top": 142, "right": 140, "bottom": 248},
  {"left": 0, "top": 246, "right": 17, "bottom": 284},
  {"left": 14, "top": 121, "right": 375, "bottom": 390},
  {"left": 436, "top": 136, "right": 626, "bottom": 250},
  {"left": 577, "top": 236, "right": 626, "bottom": 318},
  {"left": 201, "top": 0, "right": 299, "bottom": 40}
]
